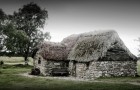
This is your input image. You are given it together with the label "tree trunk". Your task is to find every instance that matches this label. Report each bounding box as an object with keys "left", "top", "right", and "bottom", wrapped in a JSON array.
[
  {"left": 24, "top": 43, "right": 30, "bottom": 65},
  {"left": 24, "top": 54, "right": 28, "bottom": 65}
]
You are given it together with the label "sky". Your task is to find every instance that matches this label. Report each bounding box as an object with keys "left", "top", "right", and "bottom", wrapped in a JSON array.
[{"left": 0, "top": 0, "right": 140, "bottom": 56}]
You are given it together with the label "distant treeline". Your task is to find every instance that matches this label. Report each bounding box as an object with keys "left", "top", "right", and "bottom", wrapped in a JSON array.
[{"left": 0, "top": 52, "right": 32, "bottom": 57}]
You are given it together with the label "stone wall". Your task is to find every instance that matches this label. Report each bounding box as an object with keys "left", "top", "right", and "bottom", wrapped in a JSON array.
[
  {"left": 69, "top": 61, "right": 76, "bottom": 76},
  {"left": 70, "top": 61, "right": 137, "bottom": 80},
  {"left": 75, "top": 63, "right": 87, "bottom": 79},
  {"left": 34, "top": 55, "right": 47, "bottom": 75},
  {"left": 92, "top": 61, "right": 137, "bottom": 78},
  {"left": 34, "top": 55, "right": 69, "bottom": 76},
  {"left": 69, "top": 61, "right": 89, "bottom": 79},
  {"left": 34, "top": 53, "right": 137, "bottom": 79},
  {"left": 45, "top": 60, "right": 69, "bottom": 75}
]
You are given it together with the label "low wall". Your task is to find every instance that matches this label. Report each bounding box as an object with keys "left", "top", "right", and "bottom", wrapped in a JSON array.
[
  {"left": 35, "top": 57, "right": 69, "bottom": 76},
  {"left": 34, "top": 56, "right": 47, "bottom": 75},
  {"left": 70, "top": 61, "right": 137, "bottom": 80}
]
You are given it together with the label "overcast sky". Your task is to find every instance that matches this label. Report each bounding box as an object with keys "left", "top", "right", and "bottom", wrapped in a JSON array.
[{"left": 0, "top": 0, "right": 140, "bottom": 56}]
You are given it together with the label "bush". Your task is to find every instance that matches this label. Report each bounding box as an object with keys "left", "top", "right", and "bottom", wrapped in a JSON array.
[
  {"left": 31, "top": 68, "right": 40, "bottom": 75},
  {"left": 0, "top": 61, "right": 4, "bottom": 65}
]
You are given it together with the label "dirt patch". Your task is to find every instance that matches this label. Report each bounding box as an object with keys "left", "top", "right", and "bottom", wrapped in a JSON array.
[{"left": 128, "top": 82, "right": 140, "bottom": 86}]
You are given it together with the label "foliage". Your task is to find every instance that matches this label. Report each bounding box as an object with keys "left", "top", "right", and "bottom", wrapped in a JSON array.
[
  {"left": 0, "top": 60, "right": 4, "bottom": 65},
  {"left": 0, "top": 9, "right": 6, "bottom": 20},
  {"left": 12, "top": 2, "right": 49, "bottom": 64},
  {"left": 0, "top": 9, "right": 7, "bottom": 50},
  {"left": 0, "top": 2, "right": 50, "bottom": 65},
  {"left": 3, "top": 23, "right": 29, "bottom": 54},
  {"left": 136, "top": 37, "right": 140, "bottom": 56}
]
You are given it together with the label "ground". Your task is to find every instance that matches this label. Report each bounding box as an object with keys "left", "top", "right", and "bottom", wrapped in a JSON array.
[{"left": 0, "top": 57, "right": 140, "bottom": 90}]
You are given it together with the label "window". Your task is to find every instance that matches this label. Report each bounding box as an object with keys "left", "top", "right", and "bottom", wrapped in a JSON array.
[
  {"left": 54, "top": 63, "right": 60, "bottom": 66},
  {"left": 38, "top": 57, "right": 41, "bottom": 64},
  {"left": 86, "top": 62, "right": 90, "bottom": 70}
]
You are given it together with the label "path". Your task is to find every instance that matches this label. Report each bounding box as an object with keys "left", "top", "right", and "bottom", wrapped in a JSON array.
[{"left": 19, "top": 72, "right": 140, "bottom": 86}]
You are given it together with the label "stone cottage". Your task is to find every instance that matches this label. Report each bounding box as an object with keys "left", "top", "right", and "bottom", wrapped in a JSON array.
[
  {"left": 33, "top": 42, "right": 69, "bottom": 76},
  {"left": 33, "top": 30, "right": 138, "bottom": 79}
]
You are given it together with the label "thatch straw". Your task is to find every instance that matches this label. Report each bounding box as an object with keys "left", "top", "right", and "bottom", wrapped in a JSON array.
[
  {"left": 68, "top": 30, "right": 137, "bottom": 62},
  {"left": 35, "top": 30, "right": 137, "bottom": 62},
  {"left": 61, "top": 34, "right": 79, "bottom": 52},
  {"left": 38, "top": 41, "right": 68, "bottom": 60}
]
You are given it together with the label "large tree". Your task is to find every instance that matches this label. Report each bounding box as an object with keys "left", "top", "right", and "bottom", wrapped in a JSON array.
[
  {"left": 13, "top": 2, "right": 49, "bottom": 64},
  {"left": 3, "top": 23, "right": 29, "bottom": 55},
  {"left": 0, "top": 9, "right": 29, "bottom": 56},
  {"left": 136, "top": 37, "right": 140, "bottom": 57},
  {"left": 3, "top": 2, "right": 50, "bottom": 64},
  {"left": 0, "top": 9, "right": 7, "bottom": 51}
]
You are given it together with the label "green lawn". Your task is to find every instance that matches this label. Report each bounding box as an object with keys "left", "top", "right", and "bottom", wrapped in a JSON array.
[
  {"left": 0, "top": 56, "right": 33, "bottom": 65},
  {"left": 137, "top": 60, "right": 140, "bottom": 75},
  {"left": 0, "top": 57, "right": 140, "bottom": 90}
]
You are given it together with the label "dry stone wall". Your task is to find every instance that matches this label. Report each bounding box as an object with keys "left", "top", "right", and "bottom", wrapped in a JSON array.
[
  {"left": 44, "top": 61, "right": 69, "bottom": 75},
  {"left": 34, "top": 56, "right": 47, "bottom": 75},
  {"left": 91, "top": 61, "right": 137, "bottom": 78},
  {"left": 34, "top": 56, "right": 69, "bottom": 76},
  {"left": 75, "top": 63, "right": 87, "bottom": 78},
  {"left": 34, "top": 54, "right": 137, "bottom": 79},
  {"left": 70, "top": 61, "right": 137, "bottom": 80}
]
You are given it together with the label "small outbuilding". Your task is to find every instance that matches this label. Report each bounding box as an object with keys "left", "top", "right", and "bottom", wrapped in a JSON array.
[
  {"left": 33, "top": 30, "right": 137, "bottom": 79},
  {"left": 33, "top": 42, "right": 69, "bottom": 76}
]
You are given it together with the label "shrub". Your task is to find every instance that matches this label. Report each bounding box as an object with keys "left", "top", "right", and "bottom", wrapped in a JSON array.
[
  {"left": 31, "top": 68, "right": 40, "bottom": 75},
  {"left": 0, "top": 61, "right": 4, "bottom": 65}
]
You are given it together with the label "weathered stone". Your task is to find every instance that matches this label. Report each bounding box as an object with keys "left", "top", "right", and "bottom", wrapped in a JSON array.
[
  {"left": 68, "top": 61, "right": 137, "bottom": 79},
  {"left": 33, "top": 30, "right": 138, "bottom": 80}
]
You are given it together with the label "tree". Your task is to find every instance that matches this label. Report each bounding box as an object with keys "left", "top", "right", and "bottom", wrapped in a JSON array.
[
  {"left": 0, "top": 9, "right": 29, "bottom": 56},
  {"left": 136, "top": 37, "right": 140, "bottom": 57},
  {"left": 3, "top": 23, "right": 29, "bottom": 55},
  {"left": 3, "top": 2, "right": 50, "bottom": 65},
  {"left": 0, "top": 9, "right": 6, "bottom": 25},
  {"left": 0, "top": 3, "right": 50, "bottom": 64},
  {"left": 13, "top": 2, "right": 50, "bottom": 65},
  {"left": 0, "top": 9, "right": 6, "bottom": 51}
]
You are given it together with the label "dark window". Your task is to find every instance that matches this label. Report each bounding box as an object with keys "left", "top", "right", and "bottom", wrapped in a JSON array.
[
  {"left": 66, "top": 63, "right": 69, "bottom": 67},
  {"left": 86, "top": 62, "right": 90, "bottom": 70},
  {"left": 38, "top": 58, "right": 41, "bottom": 64}
]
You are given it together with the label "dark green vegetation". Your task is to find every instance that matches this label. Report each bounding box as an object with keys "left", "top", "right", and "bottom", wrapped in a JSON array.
[
  {"left": 0, "top": 2, "right": 50, "bottom": 65},
  {"left": 0, "top": 57, "right": 140, "bottom": 90}
]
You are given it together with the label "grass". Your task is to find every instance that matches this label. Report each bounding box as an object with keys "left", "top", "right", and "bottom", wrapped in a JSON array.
[
  {"left": 137, "top": 60, "right": 140, "bottom": 75},
  {"left": 0, "top": 56, "right": 33, "bottom": 65},
  {"left": 0, "top": 57, "right": 140, "bottom": 90}
]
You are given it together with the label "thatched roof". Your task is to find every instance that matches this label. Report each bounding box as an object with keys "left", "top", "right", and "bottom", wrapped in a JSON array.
[
  {"left": 35, "top": 30, "right": 137, "bottom": 62},
  {"left": 38, "top": 41, "right": 68, "bottom": 60},
  {"left": 68, "top": 30, "right": 137, "bottom": 62},
  {"left": 61, "top": 34, "right": 79, "bottom": 52}
]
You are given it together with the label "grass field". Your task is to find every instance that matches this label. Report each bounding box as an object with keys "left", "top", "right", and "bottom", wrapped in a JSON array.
[
  {"left": 137, "top": 60, "right": 140, "bottom": 75},
  {"left": 0, "top": 57, "right": 33, "bottom": 65},
  {"left": 0, "top": 57, "right": 140, "bottom": 90}
]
